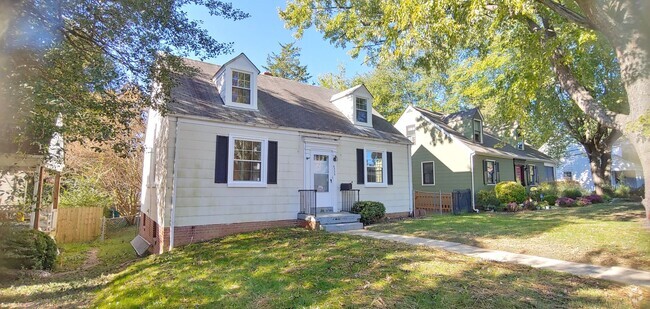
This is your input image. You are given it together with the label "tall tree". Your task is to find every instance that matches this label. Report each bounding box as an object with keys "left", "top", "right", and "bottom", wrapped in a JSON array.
[
  {"left": 0, "top": 1, "right": 248, "bottom": 155},
  {"left": 263, "top": 42, "right": 311, "bottom": 82},
  {"left": 281, "top": 0, "right": 650, "bottom": 220}
]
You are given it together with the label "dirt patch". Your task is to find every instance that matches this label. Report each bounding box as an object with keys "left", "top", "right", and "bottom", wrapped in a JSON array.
[{"left": 82, "top": 249, "right": 100, "bottom": 270}]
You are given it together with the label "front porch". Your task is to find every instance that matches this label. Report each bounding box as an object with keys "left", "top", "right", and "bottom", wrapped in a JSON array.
[{"left": 298, "top": 189, "right": 363, "bottom": 232}]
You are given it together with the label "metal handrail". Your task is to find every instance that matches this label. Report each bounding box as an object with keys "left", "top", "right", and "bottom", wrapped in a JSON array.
[
  {"left": 341, "top": 189, "right": 360, "bottom": 213},
  {"left": 298, "top": 189, "right": 317, "bottom": 217}
]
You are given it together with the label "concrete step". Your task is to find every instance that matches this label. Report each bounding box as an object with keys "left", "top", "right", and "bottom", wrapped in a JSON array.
[
  {"left": 321, "top": 222, "right": 363, "bottom": 232},
  {"left": 316, "top": 213, "right": 360, "bottom": 225},
  {"left": 316, "top": 207, "right": 334, "bottom": 213}
]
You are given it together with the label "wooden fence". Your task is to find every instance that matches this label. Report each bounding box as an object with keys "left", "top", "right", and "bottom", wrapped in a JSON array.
[
  {"left": 55, "top": 207, "right": 103, "bottom": 243},
  {"left": 414, "top": 191, "right": 453, "bottom": 216}
]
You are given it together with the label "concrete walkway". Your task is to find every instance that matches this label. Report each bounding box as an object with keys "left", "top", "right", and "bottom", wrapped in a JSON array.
[{"left": 342, "top": 229, "right": 650, "bottom": 287}]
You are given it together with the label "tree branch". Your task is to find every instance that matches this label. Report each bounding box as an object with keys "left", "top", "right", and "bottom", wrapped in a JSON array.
[{"left": 535, "top": 0, "right": 596, "bottom": 30}]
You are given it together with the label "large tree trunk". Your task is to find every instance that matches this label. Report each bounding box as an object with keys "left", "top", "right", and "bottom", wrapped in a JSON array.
[
  {"left": 627, "top": 133, "right": 650, "bottom": 220},
  {"left": 584, "top": 143, "right": 613, "bottom": 196}
]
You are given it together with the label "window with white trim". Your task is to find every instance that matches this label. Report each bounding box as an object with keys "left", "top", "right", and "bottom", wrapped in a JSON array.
[
  {"left": 356, "top": 97, "right": 368, "bottom": 123},
  {"left": 232, "top": 71, "right": 251, "bottom": 104},
  {"left": 484, "top": 160, "right": 498, "bottom": 184},
  {"left": 365, "top": 150, "right": 385, "bottom": 185},
  {"left": 473, "top": 119, "right": 483, "bottom": 143},
  {"left": 563, "top": 171, "right": 572, "bottom": 179},
  {"left": 528, "top": 164, "right": 537, "bottom": 185},
  {"left": 406, "top": 125, "right": 416, "bottom": 144},
  {"left": 228, "top": 136, "right": 267, "bottom": 186},
  {"left": 422, "top": 161, "right": 435, "bottom": 185}
]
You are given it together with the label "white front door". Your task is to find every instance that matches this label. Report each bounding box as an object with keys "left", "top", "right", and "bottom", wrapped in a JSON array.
[{"left": 309, "top": 150, "right": 336, "bottom": 211}]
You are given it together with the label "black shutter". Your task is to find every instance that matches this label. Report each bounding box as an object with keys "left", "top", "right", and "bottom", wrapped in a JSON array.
[
  {"left": 387, "top": 152, "right": 393, "bottom": 185},
  {"left": 495, "top": 162, "right": 500, "bottom": 183},
  {"left": 356, "top": 149, "right": 365, "bottom": 184},
  {"left": 267, "top": 141, "right": 278, "bottom": 184},
  {"left": 215, "top": 135, "right": 228, "bottom": 183},
  {"left": 483, "top": 160, "right": 487, "bottom": 184}
]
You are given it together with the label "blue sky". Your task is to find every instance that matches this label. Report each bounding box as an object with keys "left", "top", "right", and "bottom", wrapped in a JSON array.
[{"left": 184, "top": 1, "right": 370, "bottom": 82}]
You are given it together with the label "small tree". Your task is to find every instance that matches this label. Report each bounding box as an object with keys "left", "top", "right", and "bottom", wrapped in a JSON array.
[{"left": 263, "top": 42, "right": 311, "bottom": 82}]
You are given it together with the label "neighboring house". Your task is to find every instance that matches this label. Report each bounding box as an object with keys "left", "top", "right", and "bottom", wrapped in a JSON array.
[
  {"left": 139, "top": 54, "right": 413, "bottom": 254},
  {"left": 552, "top": 138, "right": 644, "bottom": 190},
  {"left": 394, "top": 106, "right": 555, "bottom": 209}
]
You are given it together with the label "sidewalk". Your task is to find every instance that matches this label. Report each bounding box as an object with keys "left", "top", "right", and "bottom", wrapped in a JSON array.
[{"left": 342, "top": 229, "right": 650, "bottom": 287}]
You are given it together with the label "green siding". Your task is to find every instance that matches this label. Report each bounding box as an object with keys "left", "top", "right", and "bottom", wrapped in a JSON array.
[
  {"left": 412, "top": 145, "right": 471, "bottom": 193},
  {"left": 472, "top": 155, "right": 548, "bottom": 193}
]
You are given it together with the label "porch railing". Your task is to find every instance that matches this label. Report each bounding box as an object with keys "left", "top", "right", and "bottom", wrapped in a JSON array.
[
  {"left": 341, "top": 189, "right": 360, "bottom": 213},
  {"left": 298, "top": 189, "right": 317, "bottom": 216}
]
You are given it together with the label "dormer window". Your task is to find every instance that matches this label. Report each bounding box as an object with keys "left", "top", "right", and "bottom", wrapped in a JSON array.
[
  {"left": 517, "top": 141, "right": 525, "bottom": 150},
  {"left": 356, "top": 98, "right": 368, "bottom": 123},
  {"left": 473, "top": 119, "right": 483, "bottom": 143},
  {"left": 232, "top": 71, "right": 251, "bottom": 104}
]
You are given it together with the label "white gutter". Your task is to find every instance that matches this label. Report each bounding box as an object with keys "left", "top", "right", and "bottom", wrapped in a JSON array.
[
  {"left": 470, "top": 151, "right": 478, "bottom": 213},
  {"left": 169, "top": 117, "right": 179, "bottom": 251},
  {"left": 407, "top": 144, "right": 414, "bottom": 216}
]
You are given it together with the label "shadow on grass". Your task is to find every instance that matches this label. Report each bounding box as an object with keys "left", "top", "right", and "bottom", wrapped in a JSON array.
[{"left": 92, "top": 228, "right": 646, "bottom": 308}]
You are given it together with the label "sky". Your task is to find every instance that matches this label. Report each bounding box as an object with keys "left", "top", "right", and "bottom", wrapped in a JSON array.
[{"left": 184, "top": 1, "right": 371, "bottom": 83}]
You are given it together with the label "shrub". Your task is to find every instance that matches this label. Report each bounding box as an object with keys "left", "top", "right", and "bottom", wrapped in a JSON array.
[
  {"left": 523, "top": 200, "right": 536, "bottom": 211},
  {"left": 351, "top": 201, "right": 386, "bottom": 225},
  {"left": 614, "top": 185, "right": 631, "bottom": 198},
  {"left": 576, "top": 197, "right": 592, "bottom": 206},
  {"left": 556, "top": 197, "right": 576, "bottom": 207},
  {"left": 495, "top": 181, "right": 526, "bottom": 204},
  {"left": 506, "top": 202, "right": 520, "bottom": 212},
  {"left": 562, "top": 188, "right": 583, "bottom": 199},
  {"left": 476, "top": 189, "right": 501, "bottom": 210},
  {"left": 584, "top": 194, "right": 604, "bottom": 204},
  {"left": 543, "top": 194, "right": 558, "bottom": 205},
  {"left": 537, "top": 182, "right": 558, "bottom": 196},
  {"left": 0, "top": 225, "right": 57, "bottom": 270}
]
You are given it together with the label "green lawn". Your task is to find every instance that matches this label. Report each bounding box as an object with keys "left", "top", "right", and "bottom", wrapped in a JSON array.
[
  {"left": 0, "top": 226, "right": 139, "bottom": 308},
  {"left": 370, "top": 202, "right": 650, "bottom": 271},
  {"left": 91, "top": 228, "right": 649, "bottom": 308}
]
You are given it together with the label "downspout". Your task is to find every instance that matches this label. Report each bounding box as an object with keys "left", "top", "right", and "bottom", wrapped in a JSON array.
[
  {"left": 407, "top": 144, "right": 414, "bottom": 216},
  {"left": 470, "top": 151, "right": 478, "bottom": 213},
  {"left": 169, "top": 117, "right": 179, "bottom": 251}
]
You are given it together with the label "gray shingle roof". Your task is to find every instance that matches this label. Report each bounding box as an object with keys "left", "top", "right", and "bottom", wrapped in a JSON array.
[
  {"left": 169, "top": 58, "right": 409, "bottom": 144},
  {"left": 415, "top": 107, "right": 553, "bottom": 162}
]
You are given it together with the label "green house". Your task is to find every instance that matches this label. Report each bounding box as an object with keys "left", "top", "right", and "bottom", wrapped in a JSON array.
[{"left": 395, "top": 106, "right": 556, "bottom": 209}]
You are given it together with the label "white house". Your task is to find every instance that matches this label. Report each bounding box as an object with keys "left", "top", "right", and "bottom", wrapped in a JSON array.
[
  {"left": 550, "top": 138, "right": 644, "bottom": 191},
  {"left": 139, "top": 54, "right": 413, "bottom": 254}
]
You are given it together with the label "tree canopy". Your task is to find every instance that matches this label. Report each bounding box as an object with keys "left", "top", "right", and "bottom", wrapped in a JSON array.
[
  {"left": 263, "top": 42, "right": 311, "bottom": 82},
  {"left": 0, "top": 0, "right": 248, "bottom": 155}
]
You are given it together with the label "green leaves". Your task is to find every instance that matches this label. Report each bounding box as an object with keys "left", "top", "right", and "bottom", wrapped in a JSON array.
[
  {"left": 1, "top": 0, "right": 248, "bottom": 155},
  {"left": 263, "top": 42, "right": 312, "bottom": 83}
]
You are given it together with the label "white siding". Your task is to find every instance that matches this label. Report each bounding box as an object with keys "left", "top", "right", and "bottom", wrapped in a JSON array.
[{"left": 156, "top": 117, "right": 411, "bottom": 227}]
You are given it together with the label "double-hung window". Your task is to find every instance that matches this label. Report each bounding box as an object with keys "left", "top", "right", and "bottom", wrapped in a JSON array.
[
  {"left": 406, "top": 125, "right": 416, "bottom": 144},
  {"left": 232, "top": 71, "right": 251, "bottom": 104},
  {"left": 484, "top": 160, "right": 499, "bottom": 185},
  {"left": 228, "top": 137, "right": 267, "bottom": 186},
  {"left": 473, "top": 119, "right": 483, "bottom": 143},
  {"left": 365, "top": 150, "right": 385, "bottom": 185},
  {"left": 356, "top": 98, "right": 368, "bottom": 123},
  {"left": 422, "top": 161, "right": 435, "bottom": 185}
]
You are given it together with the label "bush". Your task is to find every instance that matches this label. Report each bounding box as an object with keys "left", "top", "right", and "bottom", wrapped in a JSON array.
[
  {"left": 543, "top": 194, "right": 558, "bottom": 205},
  {"left": 562, "top": 188, "right": 583, "bottom": 199},
  {"left": 476, "top": 189, "right": 501, "bottom": 210},
  {"left": 584, "top": 194, "right": 604, "bottom": 204},
  {"left": 0, "top": 225, "right": 57, "bottom": 270},
  {"left": 556, "top": 197, "right": 576, "bottom": 207},
  {"left": 614, "top": 185, "right": 631, "bottom": 198},
  {"left": 495, "top": 181, "right": 526, "bottom": 204},
  {"left": 506, "top": 202, "right": 520, "bottom": 212},
  {"left": 351, "top": 201, "right": 386, "bottom": 225},
  {"left": 537, "top": 182, "right": 558, "bottom": 196},
  {"left": 576, "top": 197, "right": 592, "bottom": 206}
]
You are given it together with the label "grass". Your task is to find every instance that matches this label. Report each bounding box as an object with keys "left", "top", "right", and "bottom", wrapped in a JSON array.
[
  {"left": 370, "top": 202, "right": 650, "bottom": 271},
  {"left": 0, "top": 226, "right": 140, "bottom": 308},
  {"left": 92, "top": 228, "right": 649, "bottom": 308}
]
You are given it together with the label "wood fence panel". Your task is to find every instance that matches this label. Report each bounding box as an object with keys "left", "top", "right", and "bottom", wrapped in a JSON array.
[
  {"left": 56, "top": 207, "right": 102, "bottom": 243},
  {"left": 414, "top": 191, "right": 453, "bottom": 216}
]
